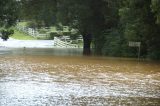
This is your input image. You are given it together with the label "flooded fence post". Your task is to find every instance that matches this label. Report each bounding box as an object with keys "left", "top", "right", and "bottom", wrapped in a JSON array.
[{"left": 129, "top": 41, "right": 141, "bottom": 60}]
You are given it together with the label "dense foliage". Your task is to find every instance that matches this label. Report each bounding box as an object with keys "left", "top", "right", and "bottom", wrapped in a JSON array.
[
  {"left": 118, "top": 0, "right": 160, "bottom": 59},
  {"left": 56, "top": 0, "right": 160, "bottom": 58}
]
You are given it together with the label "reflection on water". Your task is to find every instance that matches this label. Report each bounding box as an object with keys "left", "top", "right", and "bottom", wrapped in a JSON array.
[
  {"left": 0, "top": 48, "right": 83, "bottom": 56},
  {"left": 0, "top": 48, "right": 160, "bottom": 106}
]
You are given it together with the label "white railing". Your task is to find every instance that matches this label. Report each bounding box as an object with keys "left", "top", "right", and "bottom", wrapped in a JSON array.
[
  {"left": 54, "top": 37, "right": 78, "bottom": 48},
  {"left": 16, "top": 24, "right": 83, "bottom": 48},
  {"left": 16, "top": 25, "right": 47, "bottom": 37}
]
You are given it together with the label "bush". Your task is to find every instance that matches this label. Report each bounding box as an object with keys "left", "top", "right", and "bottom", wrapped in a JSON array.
[
  {"left": 102, "top": 29, "right": 137, "bottom": 57},
  {"left": 39, "top": 28, "right": 48, "bottom": 34},
  {"left": 50, "top": 32, "right": 61, "bottom": 39},
  {"left": 63, "top": 32, "right": 71, "bottom": 36},
  {"left": 148, "top": 50, "right": 160, "bottom": 60},
  {"left": 1, "top": 29, "right": 14, "bottom": 41},
  {"left": 102, "top": 29, "right": 122, "bottom": 56}
]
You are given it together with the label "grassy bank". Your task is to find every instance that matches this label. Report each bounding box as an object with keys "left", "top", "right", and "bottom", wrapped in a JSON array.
[{"left": 11, "top": 29, "right": 37, "bottom": 40}]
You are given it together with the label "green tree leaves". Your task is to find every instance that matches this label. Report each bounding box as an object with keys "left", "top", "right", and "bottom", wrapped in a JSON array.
[
  {"left": 0, "top": 0, "right": 18, "bottom": 40},
  {"left": 0, "top": 0, "right": 18, "bottom": 28},
  {"left": 21, "top": 0, "right": 57, "bottom": 27}
]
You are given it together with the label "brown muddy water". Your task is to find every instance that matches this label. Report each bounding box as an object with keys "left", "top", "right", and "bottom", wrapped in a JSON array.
[{"left": 0, "top": 48, "right": 160, "bottom": 106}]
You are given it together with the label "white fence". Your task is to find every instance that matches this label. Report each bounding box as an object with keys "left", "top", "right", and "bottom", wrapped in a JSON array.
[
  {"left": 54, "top": 37, "right": 79, "bottom": 48},
  {"left": 16, "top": 25, "right": 48, "bottom": 37},
  {"left": 16, "top": 24, "right": 83, "bottom": 48}
]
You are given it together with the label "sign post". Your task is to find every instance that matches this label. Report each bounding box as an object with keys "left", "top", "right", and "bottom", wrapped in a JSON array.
[{"left": 129, "top": 41, "right": 141, "bottom": 60}]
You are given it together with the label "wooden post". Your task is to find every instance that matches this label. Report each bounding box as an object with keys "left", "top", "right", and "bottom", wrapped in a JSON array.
[{"left": 138, "top": 44, "right": 141, "bottom": 60}]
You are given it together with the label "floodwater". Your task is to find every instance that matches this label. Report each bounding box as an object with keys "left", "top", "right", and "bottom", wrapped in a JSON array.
[
  {"left": 0, "top": 48, "right": 160, "bottom": 106},
  {"left": 0, "top": 38, "right": 54, "bottom": 48}
]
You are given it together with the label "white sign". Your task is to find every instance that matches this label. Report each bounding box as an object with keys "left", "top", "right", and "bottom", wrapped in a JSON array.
[
  {"left": 129, "top": 41, "right": 141, "bottom": 47},
  {"left": 129, "top": 41, "right": 141, "bottom": 60}
]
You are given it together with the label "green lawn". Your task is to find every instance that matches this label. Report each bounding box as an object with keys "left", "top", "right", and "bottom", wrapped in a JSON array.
[
  {"left": 18, "top": 22, "right": 28, "bottom": 26},
  {"left": 11, "top": 29, "right": 37, "bottom": 40}
]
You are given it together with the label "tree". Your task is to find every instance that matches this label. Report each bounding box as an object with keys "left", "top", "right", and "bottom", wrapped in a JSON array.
[
  {"left": 21, "top": 0, "right": 120, "bottom": 55},
  {"left": 101, "top": 0, "right": 124, "bottom": 56},
  {"left": 0, "top": 0, "right": 18, "bottom": 40},
  {"left": 57, "top": 0, "right": 107, "bottom": 55}
]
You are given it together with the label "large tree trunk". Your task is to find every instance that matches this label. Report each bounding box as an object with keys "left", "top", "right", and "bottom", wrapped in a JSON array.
[{"left": 82, "top": 34, "right": 92, "bottom": 55}]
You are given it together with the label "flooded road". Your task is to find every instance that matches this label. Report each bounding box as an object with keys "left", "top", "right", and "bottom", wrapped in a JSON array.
[
  {"left": 0, "top": 48, "right": 160, "bottom": 106},
  {"left": 0, "top": 38, "right": 54, "bottom": 48}
]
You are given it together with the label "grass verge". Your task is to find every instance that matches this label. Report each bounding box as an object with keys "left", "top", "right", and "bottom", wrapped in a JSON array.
[{"left": 11, "top": 29, "right": 37, "bottom": 40}]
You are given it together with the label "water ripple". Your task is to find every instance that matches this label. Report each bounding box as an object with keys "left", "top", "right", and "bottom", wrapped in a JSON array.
[{"left": 0, "top": 56, "right": 160, "bottom": 106}]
